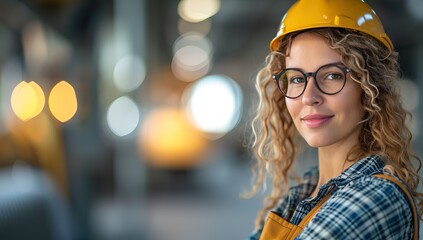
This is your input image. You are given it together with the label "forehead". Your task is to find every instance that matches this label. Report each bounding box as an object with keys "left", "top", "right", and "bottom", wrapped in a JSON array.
[{"left": 285, "top": 32, "right": 342, "bottom": 70}]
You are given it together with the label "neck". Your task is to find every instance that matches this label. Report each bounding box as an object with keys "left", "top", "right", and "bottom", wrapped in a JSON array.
[
  {"left": 308, "top": 124, "right": 363, "bottom": 197},
  {"left": 317, "top": 124, "right": 362, "bottom": 185},
  {"left": 316, "top": 147, "right": 354, "bottom": 186}
]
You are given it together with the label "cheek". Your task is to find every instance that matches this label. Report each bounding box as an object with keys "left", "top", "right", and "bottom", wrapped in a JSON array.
[
  {"left": 352, "top": 101, "right": 365, "bottom": 121},
  {"left": 285, "top": 100, "right": 302, "bottom": 129},
  {"left": 347, "top": 87, "right": 364, "bottom": 117},
  {"left": 285, "top": 99, "right": 297, "bottom": 118}
]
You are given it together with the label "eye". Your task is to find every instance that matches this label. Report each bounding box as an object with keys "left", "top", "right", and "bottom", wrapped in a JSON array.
[
  {"left": 325, "top": 73, "right": 344, "bottom": 81},
  {"left": 289, "top": 76, "right": 306, "bottom": 84},
  {"left": 317, "top": 65, "right": 346, "bottom": 81},
  {"left": 284, "top": 71, "right": 305, "bottom": 84}
]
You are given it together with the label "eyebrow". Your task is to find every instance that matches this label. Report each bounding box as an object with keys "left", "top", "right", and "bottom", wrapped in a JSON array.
[{"left": 285, "top": 61, "right": 345, "bottom": 71}]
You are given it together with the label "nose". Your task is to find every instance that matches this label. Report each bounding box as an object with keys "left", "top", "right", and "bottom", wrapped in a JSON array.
[{"left": 301, "top": 77, "right": 322, "bottom": 106}]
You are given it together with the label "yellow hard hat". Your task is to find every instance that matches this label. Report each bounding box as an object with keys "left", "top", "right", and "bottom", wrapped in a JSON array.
[{"left": 270, "top": 0, "right": 393, "bottom": 51}]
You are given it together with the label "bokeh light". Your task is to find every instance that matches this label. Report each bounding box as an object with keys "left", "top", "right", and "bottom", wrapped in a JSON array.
[
  {"left": 177, "top": 0, "right": 221, "bottom": 23},
  {"left": 29, "top": 81, "right": 45, "bottom": 116},
  {"left": 113, "top": 54, "right": 146, "bottom": 92},
  {"left": 184, "top": 75, "right": 243, "bottom": 138},
  {"left": 48, "top": 81, "right": 78, "bottom": 123},
  {"left": 172, "top": 45, "right": 211, "bottom": 82},
  {"left": 11, "top": 81, "right": 45, "bottom": 121},
  {"left": 173, "top": 32, "right": 212, "bottom": 55},
  {"left": 171, "top": 32, "right": 213, "bottom": 82},
  {"left": 139, "top": 108, "right": 207, "bottom": 169},
  {"left": 107, "top": 96, "right": 140, "bottom": 137},
  {"left": 173, "top": 46, "right": 209, "bottom": 70}
]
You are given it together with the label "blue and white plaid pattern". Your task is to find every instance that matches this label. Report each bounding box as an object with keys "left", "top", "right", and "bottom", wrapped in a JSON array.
[{"left": 247, "top": 155, "right": 417, "bottom": 239}]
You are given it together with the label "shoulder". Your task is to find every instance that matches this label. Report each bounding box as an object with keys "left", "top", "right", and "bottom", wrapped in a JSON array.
[
  {"left": 298, "top": 174, "right": 414, "bottom": 239},
  {"left": 337, "top": 174, "right": 411, "bottom": 205},
  {"left": 332, "top": 175, "right": 413, "bottom": 219},
  {"left": 331, "top": 175, "right": 413, "bottom": 238}
]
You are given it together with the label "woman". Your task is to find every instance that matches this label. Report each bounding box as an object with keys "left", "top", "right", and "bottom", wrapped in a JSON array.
[{"left": 247, "top": 0, "right": 422, "bottom": 239}]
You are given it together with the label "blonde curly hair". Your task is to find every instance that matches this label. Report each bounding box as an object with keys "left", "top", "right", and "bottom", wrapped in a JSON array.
[{"left": 248, "top": 28, "right": 423, "bottom": 228}]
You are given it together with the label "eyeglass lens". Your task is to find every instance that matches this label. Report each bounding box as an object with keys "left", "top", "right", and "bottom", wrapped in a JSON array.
[{"left": 277, "top": 65, "right": 347, "bottom": 98}]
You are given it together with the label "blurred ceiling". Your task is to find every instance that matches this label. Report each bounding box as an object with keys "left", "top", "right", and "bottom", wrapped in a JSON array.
[
  {"left": 0, "top": 0, "right": 422, "bottom": 89},
  {"left": 2, "top": 0, "right": 422, "bottom": 48}
]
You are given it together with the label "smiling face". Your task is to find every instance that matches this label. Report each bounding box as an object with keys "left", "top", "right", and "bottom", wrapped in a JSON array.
[{"left": 285, "top": 32, "right": 365, "bottom": 150}]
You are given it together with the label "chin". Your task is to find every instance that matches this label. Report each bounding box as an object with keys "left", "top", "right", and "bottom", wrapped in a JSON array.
[
  {"left": 304, "top": 138, "right": 328, "bottom": 148},
  {"left": 306, "top": 142, "right": 322, "bottom": 148}
]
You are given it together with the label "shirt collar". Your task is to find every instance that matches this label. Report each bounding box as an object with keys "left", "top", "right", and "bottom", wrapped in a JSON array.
[
  {"left": 293, "top": 167, "right": 319, "bottom": 199},
  {"left": 295, "top": 154, "right": 385, "bottom": 197},
  {"left": 286, "top": 154, "right": 385, "bottom": 209},
  {"left": 327, "top": 154, "right": 385, "bottom": 188}
]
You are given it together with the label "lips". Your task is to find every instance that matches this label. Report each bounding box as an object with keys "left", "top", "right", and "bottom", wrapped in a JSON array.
[{"left": 301, "top": 114, "right": 333, "bottom": 128}]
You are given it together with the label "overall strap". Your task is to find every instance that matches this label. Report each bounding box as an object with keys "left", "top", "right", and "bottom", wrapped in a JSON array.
[{"left": 373, "top": 174, "right": 418, "bottom": 240}]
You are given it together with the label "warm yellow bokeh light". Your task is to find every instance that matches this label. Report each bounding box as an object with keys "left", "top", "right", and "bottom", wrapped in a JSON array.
[
  {"left": 48, "top": 81, "right": 78, "bottom": 123},
  {"left": 139, "top": 108, "right": 208, "bottom": 169},
  {"left": 28, "top": 81, "right": 45, "bottom": 117},
  {"left": 11, "top": 81, "right": 45, "bottom": 121}
]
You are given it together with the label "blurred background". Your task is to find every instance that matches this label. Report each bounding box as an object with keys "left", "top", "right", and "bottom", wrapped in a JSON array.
[{"left": 0, "top": 0, "right": 422, "bottom": 239}]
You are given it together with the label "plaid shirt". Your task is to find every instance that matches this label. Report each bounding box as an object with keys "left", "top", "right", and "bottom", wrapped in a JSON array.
[{"left": 247, "top": 155, "right": 417, "bottom": 239}]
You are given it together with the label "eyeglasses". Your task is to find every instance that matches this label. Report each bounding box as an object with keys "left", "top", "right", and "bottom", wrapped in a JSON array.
[{"left": 272, "top": 63, "right": 351, "bottom": 99}]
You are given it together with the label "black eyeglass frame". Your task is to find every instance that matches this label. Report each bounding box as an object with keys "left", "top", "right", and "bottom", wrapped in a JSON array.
[{"left": 272, "top": 63, "right": 351, "bottom": 99}]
